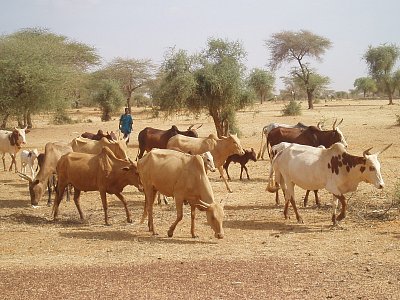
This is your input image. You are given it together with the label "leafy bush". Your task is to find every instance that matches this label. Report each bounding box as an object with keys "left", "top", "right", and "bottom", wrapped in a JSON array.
[
  {"left": 91, "top": 79, "right": 125, "bottom": 122},
  {"left": 281, "top": 100, "right": 302, "bottom": 116},
  {"left": 53, "top": 110, "right": 75, "bottom": 125}
]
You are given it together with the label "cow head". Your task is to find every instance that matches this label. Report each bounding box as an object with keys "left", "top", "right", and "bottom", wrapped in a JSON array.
[
  {"left": 197, "top": 200, "right": 224, "bottom": 239},
  {"left": 225, "top": 133, "right": 245, "bottom": 156},
  {"left": 360, "top": 144, "right": 392, "bottom": 189},
  {"left": 122, "top": 162, "right": 143, "bottom": 192},
  {"left": 201, "top": 151, "right": 216, "bottom": 172},
  {"left": 248, "top": 148, "right": 257, "bottom": 162},
  {"left": 18, "top": 172, "right": 44, "bottom": 206},
  {"left": 107, "top": 138, "right": 129, "bottom": 161}
]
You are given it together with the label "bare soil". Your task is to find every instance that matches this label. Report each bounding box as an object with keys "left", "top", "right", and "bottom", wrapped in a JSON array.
[{"left": 1, "top": 100, "right": 399, "bottom": 299}]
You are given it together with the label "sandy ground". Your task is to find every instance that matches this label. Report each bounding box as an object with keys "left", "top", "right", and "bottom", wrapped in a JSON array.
[{"left": 0, "top": 99, "right": 399, "bottom": 299}]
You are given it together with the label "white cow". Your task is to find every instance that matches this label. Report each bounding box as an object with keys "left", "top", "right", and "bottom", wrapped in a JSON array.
[
  {"left": 20, "top": 148, "right": 39, "bottom": 177},
  {"left": 267, "top": 142, "right": 391, "bottom": 225},
  {"left": 0, "top": 127, "right": 30, "bottom": 172}
]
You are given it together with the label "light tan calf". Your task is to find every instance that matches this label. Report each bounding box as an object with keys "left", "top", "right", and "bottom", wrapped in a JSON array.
[
  {"left": 137, "top": 149, "right": 224, "bottom": 239},
  {"left": 167, "top": 133, "right": 245, "bottom": 192}
]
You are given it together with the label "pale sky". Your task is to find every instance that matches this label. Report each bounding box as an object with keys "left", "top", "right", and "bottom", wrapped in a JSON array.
[{"left": 1, "top": 0, "right": 399, "bottom": 92}]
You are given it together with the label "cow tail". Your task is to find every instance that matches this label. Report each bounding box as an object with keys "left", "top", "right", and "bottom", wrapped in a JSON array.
[
  {"left": 266, "top": 151, "right": 281, "bottom": 193},
  {"left": 257, "top": 126, "right": 266, "bottom": 159}
]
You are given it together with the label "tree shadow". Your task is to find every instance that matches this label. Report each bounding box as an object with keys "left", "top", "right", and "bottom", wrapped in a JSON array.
[
  {"left": 0, "top": 199, "right": 30, "bottom": 208},
  {"left": 224, "top": 204, "right": 271, "bottom": 211},
  {"left": 59, "top": 230, "right": 217, "bottom": 245},
  {"left": 7, "top": 212, "right": 51, "bottom": 225}
]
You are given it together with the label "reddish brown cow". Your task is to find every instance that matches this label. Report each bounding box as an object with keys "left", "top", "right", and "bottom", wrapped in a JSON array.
[
  {"left": 267, "top": 119, "right": 347, "bottom": 206},
  {"left": 81, "top": 130, "right": 116, "bottom": 141},
  {"left": 136, "top": 124, "right": 201, "bottom": 160},
  {"left": 223, "top": 148, "right": 257, "bottom": 180}
]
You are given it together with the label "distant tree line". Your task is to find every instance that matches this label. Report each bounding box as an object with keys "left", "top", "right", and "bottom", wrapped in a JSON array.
[{"left": 0, "top": 27, "right": 399, "bottom": 133}]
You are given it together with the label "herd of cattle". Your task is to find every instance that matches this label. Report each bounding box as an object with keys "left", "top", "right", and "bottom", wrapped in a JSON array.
[{"left": 0, "top": 120, "right": 392, "bottom": 239}]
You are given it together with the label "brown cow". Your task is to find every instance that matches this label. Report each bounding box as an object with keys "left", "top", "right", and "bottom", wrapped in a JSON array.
[
  {"left": 18, "top": 142, "right": 72, "bottom": 206},
  {"left": 53, "top": 147, "right": 142, "bottom": 225},
  {"left": 223, "top": 148, "right": 257, "bottom": 180},
  {"left": 136, "top": 124, "right": 201, "bottom": 160},
  {"left": 267, "top": 119, "right": 347, "bottom": 206},
  {"left": 166, "top": 133, "right": 245, "bottom": 193},
  {"left": 81, "top": 130, "right": 117, "bottom": 141},
  {"left": 138, "top": 149, "right": 224, "bottom": 239}
]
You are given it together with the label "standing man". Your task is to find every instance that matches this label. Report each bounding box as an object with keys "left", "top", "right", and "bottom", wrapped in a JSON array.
[{"left": 119, "top": 107, "right": 133, "bottom": 144}]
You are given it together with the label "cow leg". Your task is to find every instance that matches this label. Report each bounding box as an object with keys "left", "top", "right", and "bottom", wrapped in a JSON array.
[
  {"left": 218, "top": 166, "right": 233, "bottom": 193},
  {"left": 168, "top": 198, "right": 184, "bottom": 237},
  {"left": 284, "top": 182, "right": 303, "bottom": 223},
  {"left": 303, "top": 190, "right": 310, "bottom": 207},
  {"left": 73, "top": 189, "right": 84, "bottom": 221},
  {"left": 9, "top": 154, "right": 16, "bottom": 172},
  {"left": 239, "top": 166, "right": 244, "bottom": 180},
  {"left": 190, "top": 204, "right": 197, "bottom": 238},
  {"left": 53, "top": 182, "right": 67, "bottom": 220},
  {"left": 2, "top": 153, "right": 6, "bottom": 171},
  {"left": 115, "top": 192, "right": 132, "bottom": 223},
  {"left": 223, "top": 164, "right": 231, "bottom": 181},
  {"left": 275, "top": 191, "right": 280, "bottom": 206},
  {"left": 99, "top": 191, "right": 110, "bottom": 226},
  {"left": 146, "top": 188, "right": 158, "bottom": 235},
  {"left": 243, "top": 165, "right": 250, "bottom": 180},
  {"left": 334, "top": 194, "right": 347, "bottom": 223},
  {"left": 331, "top": 194, "right": 340, "bottom": 226},
  {"left": 261, "top": 142, "right": 268, "bottom": 160},
  {"left": 314, "top": 190, "right": 321, "bottom": 207}
]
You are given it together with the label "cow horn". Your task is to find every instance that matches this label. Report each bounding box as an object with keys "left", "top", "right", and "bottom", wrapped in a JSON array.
[
  {"left": 188, "top": 124, "right": 194, "bottom": 130},
  {"left": 198, "top": 200, "right": 211, "bottom": 208},
  {"left": 196, "top": 123, "right": 203, "bottom": 129},
  {"left": 376, "top": 143, "right": 393, "bottom": 156},
  {"left": 332, "top": 118, "right": 337, "bottom": 130},
  {"left": 17, "top": 172, "right": 33, "bottom": 182},
  {"left": 363, "top": 147, "right": 373, "bottom": 158}
]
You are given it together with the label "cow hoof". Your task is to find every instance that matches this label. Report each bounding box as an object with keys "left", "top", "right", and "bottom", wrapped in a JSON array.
[
  {"left": 167, "top": 230, "right": 173, "bottom": 237},
  {"left": 192, "top": 235, "right": 199, "bottom": 239},
  {"left": 127, "top": 218, "right": 132, "bottom": 223}
]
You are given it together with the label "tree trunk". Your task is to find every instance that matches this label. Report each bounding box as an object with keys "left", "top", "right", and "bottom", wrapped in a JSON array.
[
  {"left": 388, "top": 91, "right": 394, "bottom": 105},
  {"left": 307, "top": 89, "right": 314, "bottom": 109},
  {"left": 210, "top": 110, "right": 224, "bottom": 138},
  {"left": 27, "top": 111, "right": 33, "bottom": 129},
  {"left": 17, "top": 116, "right": 23, "bottom": 128},
  {"left": 1, "top": 113, "right": 9, "bottom": 129}
]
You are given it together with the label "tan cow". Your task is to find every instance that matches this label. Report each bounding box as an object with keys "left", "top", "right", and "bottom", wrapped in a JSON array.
[
  {"left": 53, "top": 147, "right": 142, "bottom": 225},
  {"left": 166, "top": 133, "right": 245, "bottom": 192},
  {"left": 70, "top": 136, "right": 129, "bottom": 160},
  {"left": 18, "top": 142, "right": 72, "bottom": 206},
  {"left": 137, "top": 149, "right": 224, "bottom": 239}
]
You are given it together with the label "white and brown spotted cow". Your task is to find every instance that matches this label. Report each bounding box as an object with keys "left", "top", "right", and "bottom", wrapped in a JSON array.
[{"left": 267, "top": 142, "right": 392, "bottom": 225}]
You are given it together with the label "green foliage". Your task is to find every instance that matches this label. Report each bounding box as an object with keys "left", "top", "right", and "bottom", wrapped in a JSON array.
[
  {"left": 353, "top": 77, "right": 377, "bottom": 97},
  {"left": 364, "top": 44, "right": 400, "bottom": 104},
  {"left": 248, "top": 68, "right": 275, "bottom": 103},
  {"left": 53, "top": 109, "right": 75, "bottom": 125},
  {"left": 0, "top": 28, "right": 99, "bottom": 127},
  {"left": 91, "top": 80, "right": 125, "bottom": 121},
  {"left": 281, "top": 100, "right": 302, "bottom": 116}
]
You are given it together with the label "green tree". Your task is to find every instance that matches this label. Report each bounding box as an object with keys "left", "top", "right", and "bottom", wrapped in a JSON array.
[
  {"left": 266, "top": 30, "right": 332, "bottom": 109},
  {"left": 154, "top": 38, "right": 252, "bottom": 137},
  {"left": 364, "top": 44, "right": 400, "bottom": 105},
  {"left": 91, "top": 80, "right": 125, "bottom": 121},
  {"left": 92, "top": 58, "right": 154, "bottom": 112},
  {"left": 0, "top": 28, "right": 99, "bottom": 128},
  {"left": 353, "top": 77, "right": 377, "bottom": 98},
  {"left": 248, "top": 68, "right": 275, "bottom": 103}
]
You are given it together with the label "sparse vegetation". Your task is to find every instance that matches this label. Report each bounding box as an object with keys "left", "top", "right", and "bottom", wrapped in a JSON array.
[
  {"left": 52, "top": 109, "right": 75, "bottom": 125},
  {"left": 396, "top": 114, "right": 400, "bottom": 126},
  {"left": 281, "top": 100, "right": 302, "bottom": 116}
]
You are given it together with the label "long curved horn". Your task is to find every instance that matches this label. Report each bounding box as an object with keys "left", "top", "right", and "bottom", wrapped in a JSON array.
[
  {"left": 363, "top": 147, "right": 373, "bottom": 158},
  {"left": 316, "top": 121, "right": 322, "bottom": 130},
  {"left": 198, "top": 200, "right": 211, "bottom": 208},
  {"left": 188, "top": 124, "right": 194, "bottom": 130},
  {"left": 336, "top": 118, "right": 343, "bottom": 127},
  {"left": 196, "top": 123, "right": 203, "bottom": 129},
  {"left": 376, "top": 143, "right": 393, "bottom": 156},
  {"left": 17, "top": 172, "right": 33, "bottom": 182},
  {"left": 332, "top": 118, "right": 337, "bottom": 130}
]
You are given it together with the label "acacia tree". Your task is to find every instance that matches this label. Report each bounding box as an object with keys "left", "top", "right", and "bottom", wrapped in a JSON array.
[
  {"left": 153, "top": 38, "right": 252, "bottom": 137},
  {"left": 0, "top": 28, "right": 99, "bottom": 128},
  {"left": 91, "top": 79, "right": 125, "bottom": 121},
  {"left": 248, "top": 68, "right": 275, "bottom": 103},
  {"left": 353, "top": 77, "right": 377, "bottom": 98},
  {"left": 92, "top": 58, "right": 154, "bottom": 113},
  {"left": 266, "top": 30, "right": 332, "bottom": 109},
  {"left": 364, "top": 44, "right": 400, "bottom": 105}
]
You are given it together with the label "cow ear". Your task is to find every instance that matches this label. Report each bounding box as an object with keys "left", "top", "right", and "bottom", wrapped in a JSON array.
[{"left": 121, "top": 166, "right": 130, "bottom": 171}]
